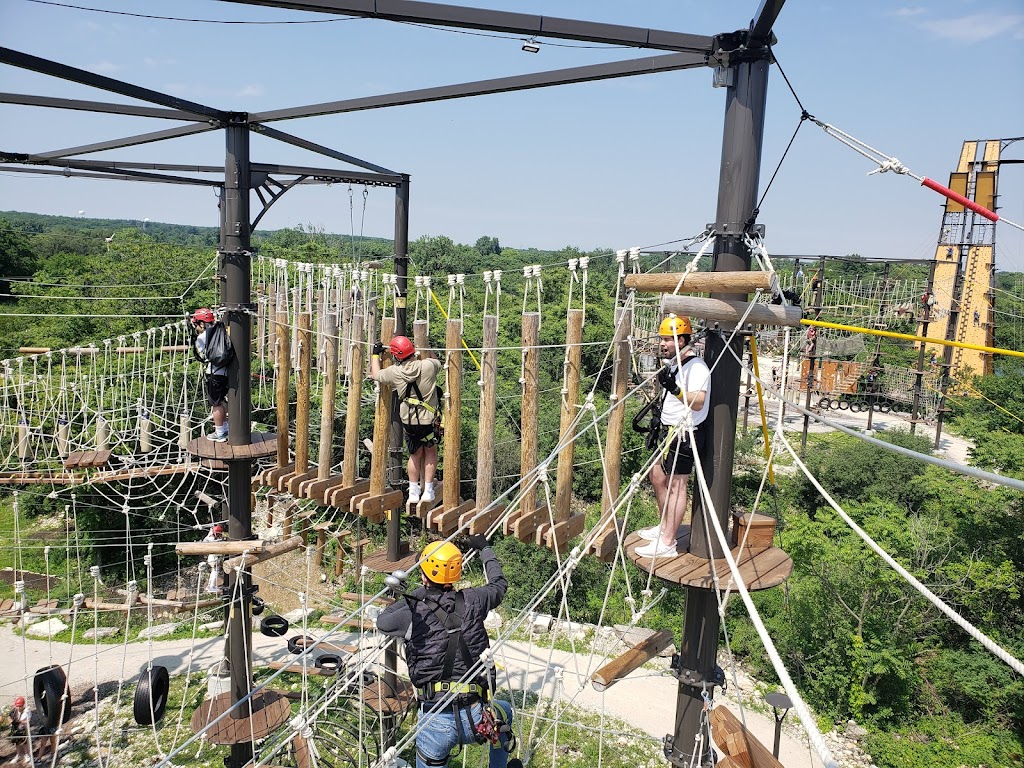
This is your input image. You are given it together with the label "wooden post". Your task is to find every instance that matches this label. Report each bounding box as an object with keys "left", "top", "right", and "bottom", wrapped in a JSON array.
[
  {"left": 282, "top": 504, "right": 293, "bottom": 538},
  {"left": 340, "top": 283, "right": 353, "bottom": 377},
  {"left": 554, "top": 310, "right": 584, "bottom": 523},
  {"left": 591, "top": 630, "right": 675, "bottom": 692},
  {"left": 413, "top": 319, "right": 429, "bottom": 360},
  {"left": 294, "top": 312, "right": 313, "bottom": 475},
  {"left": 624, "top": 271, "right": 772, "bottom": 294},
  {"left": 601, "top": 306, "right": 631, "bottom": 514},
  {"left": 291, "top": 286, "right": 300, "bottom": 371},
  {"left": 317, "top": 312, "right": 339, "bottom": 481},
  {"left": 443, "top": 319, "right": 463, "bottom": 510},
  {"left": 315, "top": 289, "right": 325, "bottom": 372},
  {"left": 275, "top": 296, "right": 291, "bottom": 468},
  {"left": 475, "top": 315, "right": 498, "bottom": 509},
  {"left": 369, "top": 318, "right": 395, "bottom": 496},
  {"left": 342, "top": 314, "right": 365, "bottom": 488},
  {"left": 520, "top": 313, "right": 540, "bottom": 516}
]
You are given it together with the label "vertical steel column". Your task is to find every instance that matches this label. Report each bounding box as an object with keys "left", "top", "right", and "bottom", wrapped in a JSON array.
[
  {"left": 388, "top": 176, "right": 411, "bottom": 562},
  {"left": 671, "top": 51, "right": 770, "bottom": 767},
  {"left": 222, "top": 118, "right": 254, "bottom": 768},
  {"left": 911, "top": 260, "right": 938, "bottom": 433}
]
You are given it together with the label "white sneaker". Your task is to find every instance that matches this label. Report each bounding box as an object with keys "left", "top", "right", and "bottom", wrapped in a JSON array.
[
  {"left": 208, "top": 430, "right": 227, "bottom": 442},
  {"left": 638, "top": 525, "right": 662, "bottom": 541},
  {"left": 421, "top": 486, "right": 435, "bottom": 503},
  {"left": 635, "top": 539, "right": 678, "bottom": 558},
  {"left": 408, "top": 484, "right": 421, "bottom": 504}
]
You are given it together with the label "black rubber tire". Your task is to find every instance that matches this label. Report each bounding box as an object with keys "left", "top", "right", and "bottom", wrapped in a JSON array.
[
  {"left": 133, "top": 665, "right": 170, "bottom": 725},
  {"left": 849, "top": 402, "right": 862, "bottom": 413},
  {"left": 880, "top": 403, "right": 891, "bottom": 413},
  {"left": 287, "top": 634, "right": 314, "bottom": 655},
  {"left": 872, "top": 402, "right": 882, "bottom": 412},
  {"left": 251, "top": 596, "right": 265, "bottom": 616},
  {"left": 838, "top": 399, "right": 850, "bottom": 410},
  {"left": 817, "top": 397, "right": 831, "bottom": 410},
  {"left": 33, "top": 666, "right": 70, "bottom": 729},
  {"left": 315, "top": 654, "right": 342, "bottom": 674},
  {"left": 260, "top": 615, "right": 289, "bottom": 637}
]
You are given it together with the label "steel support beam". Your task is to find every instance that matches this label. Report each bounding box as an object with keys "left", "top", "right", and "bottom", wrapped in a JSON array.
[
  {"left": 0, "top": 47, "right": 227, "bottom": 121},
  {"left": 219, "top": 0, "right": 713, "bottom": 52},
  {"left": 0, "top": 92, "right": 210, "bottom": 121},
  {"left": 253, "top": 123, "right": 398, "bottom": 175},
  {"left": 671, "top": 48, "right": 772, "bottom": 768},
  {"left": 222, "top": 119, "right": 255, "bottom": 768},
  {"left": 30, "top": 122, "right": 217, "bottom": 161},
  {"left": 252, "top": 52, "right": 708, "bottom": 122}
]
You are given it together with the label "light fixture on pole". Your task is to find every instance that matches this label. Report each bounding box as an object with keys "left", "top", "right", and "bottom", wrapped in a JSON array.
[
  {"left": 521, "top": 37, "right": 540, "bottom": 53},
  {"left": 765, "top": 692, "right": 793, "bottom": 759}
]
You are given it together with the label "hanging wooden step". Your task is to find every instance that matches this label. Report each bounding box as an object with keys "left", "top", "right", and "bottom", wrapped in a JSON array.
[
  {"left": 709, "top": 705, "right": 784, "bottom": 768},
  {"left": 63, "top": 449, "right": 111, "bottom": 469},
  {"left": 189, "top": 689, "right": 290, "bottom": 744},
  {"left": 187, "top": 432, "right": 277, "bottom": 462}
]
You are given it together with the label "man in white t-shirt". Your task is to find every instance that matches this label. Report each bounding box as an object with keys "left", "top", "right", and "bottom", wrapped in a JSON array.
[
  {"left": 203, "top": 525, "right": 225, "bottom": 593},
  {"left": 635, "top": 315, "right": 711, "bottom": 559}
]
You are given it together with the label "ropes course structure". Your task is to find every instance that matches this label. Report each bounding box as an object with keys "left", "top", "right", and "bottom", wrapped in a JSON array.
[{"left": 3, "top": 3, "right": 1024, "bottom": 768}]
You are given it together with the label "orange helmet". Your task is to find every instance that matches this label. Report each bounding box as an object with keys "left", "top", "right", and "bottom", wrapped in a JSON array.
[
  {"left": 658, "top": 315, "right": 692, "bottom": 338},
  {"left": 193, "top": 308, "right": 215, "bottom": 323},
  {"left": 212, "top": 525, "right": 224, "bottom": 535},
  {"left": 421, "top": 542, "right": 462, "bottom": 585},
  {"left": 14, "top": 697, "right": 25, "bottom": 708},
  {"left": 389, "top": 335, "right": 415, "bottom": 361}
]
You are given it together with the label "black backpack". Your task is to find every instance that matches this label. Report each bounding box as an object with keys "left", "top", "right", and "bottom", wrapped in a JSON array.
[{"left": 204, "top": 322, "right": 235, "bottom": 368}]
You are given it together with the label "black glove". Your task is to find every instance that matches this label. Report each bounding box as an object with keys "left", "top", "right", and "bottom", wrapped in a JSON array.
[
  {"left": 657, "top": 364, "right": 681, "bottom": 396},
  {"left": 465, "top": 533, "right": 489, "bottom": 551},
  {"left": 372, "top": 341, "right": 386, "bottom": 357}
]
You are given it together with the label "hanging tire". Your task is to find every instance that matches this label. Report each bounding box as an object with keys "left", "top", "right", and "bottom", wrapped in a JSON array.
[
  {"left": 838, "top": 399, "right": 850, "bottom": 410},
  {"left": 33, "top": 665, "right": 70, "bottom": 729},
  {"left": 315, "top": 654, "right": 342, "bottom": 674},
  {"left": 133, "top": 666, "right": 170, "bottom": 725},
  {"left": 872, "top": 402, "right": 882, "bottom": 412},
  {"left": 880, "top": 403, "right": 892, "bottom": 413},
  {"left": 260, "top": 615, "right": 289, "bottom": 637},
  {"left": 251, "top": 596, "right": 266, "bottom": 616},
  {"left": 848, "top": 402, "right": 862, "bottom": 413},
  {"left": 817, "top": 397, "right": 831, "bottom": 410},
  {"left": 288, "top": 634, "right": 315, "bottom": 655}
]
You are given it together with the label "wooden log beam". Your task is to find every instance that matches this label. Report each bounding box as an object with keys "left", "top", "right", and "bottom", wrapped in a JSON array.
[
  {"left": 601, "top": 306, "right": 630, "bottom": 515},
  {"left": 520, "top": 313, "right": 540, "bottom": 515},
  {"left": 709, "top": 705, "right": 784, "bottom": 768},
  {"left": 433, "top": 499, "right": 474, "bottom": 537},
  {"left": 475, "top": 315, "right": 498, "bottom": 508},
  {"left": 222, "top": 535, "right": 302, "bottom": 573},
  {"left": 175, "top": 540, "right": 269, "bottom": 556},
  {"left": 443, "top": 318, "right": 463, "bottom": 509},
  {"left": 294, "top": 311, "right": 313, "bottom": 474},
  {"left": 660, "top": 295, "right": 802, "bottom": 328},
  {"left": 317, "top": 311, "right": 340, "bottom": 480},
  {"left": 625, "top": 271, "right": 773, "bottom": 294},
  {"left": 591, "top": 629, "right": 674, "bottom": 692}
]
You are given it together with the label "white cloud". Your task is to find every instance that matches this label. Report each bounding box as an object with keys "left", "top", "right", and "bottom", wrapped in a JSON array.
[
  {"left": 90, "top": 60, "right": 119, "bottom": 74},
  {"left": 919, "top": 12, "right": 1024, "bottom": 43},
  {"left": 887, "top": 7, "right": 927, "bottom": 18},
  {"left": 237, "top": 85, "right": 264, "bottom": 98},
  {"left": 143, "top": 58, "right": 177, "bottom": 70}
]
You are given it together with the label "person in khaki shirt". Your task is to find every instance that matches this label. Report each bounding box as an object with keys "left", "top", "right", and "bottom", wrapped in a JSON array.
[{"left": 370, "top": 335, "right": 443, "bottom": 503}]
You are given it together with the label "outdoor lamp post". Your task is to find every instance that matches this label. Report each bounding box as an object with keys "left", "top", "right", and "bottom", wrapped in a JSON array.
[{"left": 765, "top": 691, "right": 793, "bottom": 759}]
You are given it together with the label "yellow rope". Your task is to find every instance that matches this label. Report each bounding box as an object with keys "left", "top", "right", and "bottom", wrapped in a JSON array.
[
  {"left": 748, "top": 335, "right": 775, "bottom": 486},
  {"left": 428, "top": 288, "right": 482, "bottom": 371},
  {"left": 800, "top": 318, "right": 1024, "bottom": 359}
]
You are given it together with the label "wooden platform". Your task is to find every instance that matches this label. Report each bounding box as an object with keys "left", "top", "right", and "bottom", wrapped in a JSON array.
[
  {"left": 63, "top": 449, "right": 111, "bottom": 469},
  {"left": 624, "top": 528, "right": 792, "bottom": 591},
  {"left": 187, "top": 432, "right": 277, "bottom": 461},
  {"left": 361, "top": 546, "right": 418, "bottom": 575},
  {"left": 190, "top": 689, "right": 290, "bottom": 744},
  {"left": 0, "top": 471, "right": 82, "bottom": 485},
  {"left": 361, "top": 677, "right": 416, "bottom": 716}
]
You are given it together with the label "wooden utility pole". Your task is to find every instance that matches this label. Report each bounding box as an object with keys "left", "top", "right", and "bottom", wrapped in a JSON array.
[
  {"left": 294, "top": 311, "right": 312, "bottom": 476},
  {"left": 475, "top": 315, "right": 499, "bottom": 509},
  {"left": 601, "top": 306, "right": 630, "bottom": 515},
  {"left": 275, "top": 295, "right": 291, "bottom": 469},
  {"left": 369, "top": 318, "right": 395, "bottom": 496},
  {"left": 342, "top": 315, "right": 364, "bottom": 488},
  {"left": 443, "top": 319, "right": 463, "bottom": 509},
  {"left": 518, "top": 313, "right": 540, "bottom": 523},
  {"left": 317, "top": 311, "right": 339, "bottom": 480}
]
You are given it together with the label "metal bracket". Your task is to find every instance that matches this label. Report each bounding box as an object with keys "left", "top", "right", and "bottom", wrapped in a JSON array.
[
  {"left": 221, "top": 303, "right": 257, "bottom": 315},
  {"left": 707, "top": 222, "right": 766, "bottom": 237},
  {"left": 662, "top": 734, "right": 674, "bottom": 760},
  {"left": 710, "top": 30, "right": 775, "bottom": 68},
  {"left": 670, "top": 655, "right": 726, "bottom": 687}
]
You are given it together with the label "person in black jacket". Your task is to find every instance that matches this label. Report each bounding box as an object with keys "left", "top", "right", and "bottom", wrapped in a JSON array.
[{"left": 377, "top": 536, "right": 516, "bottom": 768}]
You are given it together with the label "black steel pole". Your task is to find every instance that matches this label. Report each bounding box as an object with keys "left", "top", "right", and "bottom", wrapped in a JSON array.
[
  {"left": 222, "top": 118, "right": 254, "bottom": 768},
  {"left": 672, "top": 50, "right": 770, "bottom": 767},
  {"left": 387, "top": 175, "right": 410, "bottom": 562}
]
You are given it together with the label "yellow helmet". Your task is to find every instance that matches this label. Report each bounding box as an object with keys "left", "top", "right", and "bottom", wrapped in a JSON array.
[
  {"left": 421, "top": 541, "right": 463, "bottom": 585},
  {"left": 658, "top": 315, "right": 692, "bottom": 338}
]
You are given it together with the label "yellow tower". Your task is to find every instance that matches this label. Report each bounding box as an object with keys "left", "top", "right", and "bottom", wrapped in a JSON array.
[{"left": 921, "top": 140, "right": 1001, "bottom": 377}]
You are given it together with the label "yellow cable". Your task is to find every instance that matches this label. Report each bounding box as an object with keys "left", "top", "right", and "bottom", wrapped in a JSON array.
[
  {"left": 800, "top": 318, "right": 1024, "bottom": 359},
  {"left": 428, "top": 289, "right": 482, "bottom": 371},
  {"left": 748, "top": 335, "right": 775, "bottom": 486}
]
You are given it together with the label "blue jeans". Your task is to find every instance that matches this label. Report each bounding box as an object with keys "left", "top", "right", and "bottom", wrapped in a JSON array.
[{"left": 415, "top": 699, "right": 513, "bottom": 768}]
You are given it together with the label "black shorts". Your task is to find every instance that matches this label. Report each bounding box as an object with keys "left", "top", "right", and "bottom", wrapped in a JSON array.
[
  {"left": 404, "top": 423, "right": 439, "bottom": 453},
  {"left": 660, "top": 426, "right": 707, "bottom": 476},
  {"left": 206, "top": 374, "right": 228, "bottom": 406}
]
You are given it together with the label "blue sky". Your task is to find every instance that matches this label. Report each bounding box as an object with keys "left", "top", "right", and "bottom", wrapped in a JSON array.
[{"left": 1, "top": 1, "right": 1022, "bottom": 269}]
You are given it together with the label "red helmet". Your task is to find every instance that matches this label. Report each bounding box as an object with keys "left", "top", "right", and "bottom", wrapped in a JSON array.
[
  {"left": 193, "top": 308, "right": 215, "bottom": 323},
  {"left": 212, "top": 525, "right": 224, "bottom": 535},
  {"left": 14, "top": 697, "right": 25, "bottom": 708},
  {"left": 389, "top": 336, "right": 415, "bottom": 361}
]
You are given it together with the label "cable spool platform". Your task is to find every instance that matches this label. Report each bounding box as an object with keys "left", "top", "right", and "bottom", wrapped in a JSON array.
[
  {"left": 624, "top": 527, "right": 792, "bottom": 590},
  {"left": 187, "top": 432, "right": 278, "bottom": 461},
  {"left": 189, "top": 689, "right": 290, "bottom": 744}
]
